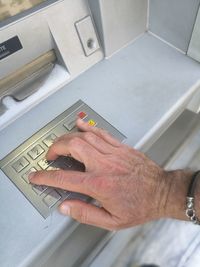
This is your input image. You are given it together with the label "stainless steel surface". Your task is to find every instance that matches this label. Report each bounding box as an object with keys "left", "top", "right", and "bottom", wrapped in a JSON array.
[
  {"left": 188, "top": 6, "right": 200, "bottom": 62},
  {"left": 0, "top": 7, "right": 53, "bottom": 80},
  {"left": 149, "top": 0, "right": 200, "bottom": 52},
  {"left": 0, "top": 100, "right": 126, "bottom": 218},
  {"left": 146, "top": 109, "right": 200, "bottom": 169},
  {"left": 88, "top": 0, "right": 148, "bottom": 57},
  {"left": 0, "top": 0, "right": 104, "bottom": 130},
  {"left": 145, "top": 110, "right": 199, "bottom": 166},
  {"left": 187, "top": 88, "right": 200, "bottom": 114},
  {"left": 41, "top": 224, "right": 111, "bottom": 267},
  {"left": 1, "top": 33, "right": 200, "bottom": 266},
  {"left": 0, "top": 0, "right": 103, "bottom": 80}
]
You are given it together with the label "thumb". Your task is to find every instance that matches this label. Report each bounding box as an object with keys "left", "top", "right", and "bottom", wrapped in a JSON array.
[{"left": 59, "top": 200, "right": 116, "bottom": 230}]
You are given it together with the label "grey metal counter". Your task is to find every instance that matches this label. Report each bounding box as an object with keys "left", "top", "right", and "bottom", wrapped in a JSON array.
[{"left": 0, "top": 33, "right": 200, "bottom": 267}]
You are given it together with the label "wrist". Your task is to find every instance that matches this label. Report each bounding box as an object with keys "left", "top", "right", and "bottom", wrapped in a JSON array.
[{"left": 162, "top": 170, "right": 197, "bottom": 221}]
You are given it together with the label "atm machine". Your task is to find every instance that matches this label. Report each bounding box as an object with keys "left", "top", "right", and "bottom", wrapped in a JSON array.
[{"left": 1, "top": 1, "right": 200, "bottom": 267}]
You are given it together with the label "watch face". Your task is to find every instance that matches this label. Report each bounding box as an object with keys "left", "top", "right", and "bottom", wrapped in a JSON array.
[{"left": 0, "top": 0, "right": 48, "bottom": 22}]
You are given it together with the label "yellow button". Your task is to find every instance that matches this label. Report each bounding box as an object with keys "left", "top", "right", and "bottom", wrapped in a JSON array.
[{"left": 88, "top": 119, "right": 97, "bottom": 126}]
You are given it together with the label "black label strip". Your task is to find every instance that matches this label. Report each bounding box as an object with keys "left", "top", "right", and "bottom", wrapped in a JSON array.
[{"left": 0, "top": 36, "right": 23, "bottom": 61}]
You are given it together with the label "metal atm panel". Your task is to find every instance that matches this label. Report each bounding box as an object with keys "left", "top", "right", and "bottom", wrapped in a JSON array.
[{"left": 0, "top": 1, "right": 200, "bottom": 267}]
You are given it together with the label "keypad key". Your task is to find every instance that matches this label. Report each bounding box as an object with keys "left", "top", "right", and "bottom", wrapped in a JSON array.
[
  {"left": 22, "top": 167, "right": 37, "bottom": 184},
  {"left": 88, "top": 119, "right": 97, "bottom": 127},
  {"left": 63, "top": 118, "right": 76, "bottom": 131},
  {"left": 38, "top": 158, "right": 51, "bottom": 170},
  {"left": 12, "top": 157, "right": 30, "bottom": 173},
  {"left": 43, "top": 134, "right": 57, "bottom": 147},
  {"left": 43, "top": 190, "right": 61, "bottom": 208},
  {"left": 78, "top": 111, "right": 87, "bottom": 119},
  {"left": 28, "top": 145, "right": 44, "bottom": 160},
  {"left": 46, "top": 166, "right": 59, "bottom": 171},
  {"left": 32, "top": 185, "right": 48, "bottom": 195},
  {"left": 57, "top": 188, "right": 70, "bottom": 196}
]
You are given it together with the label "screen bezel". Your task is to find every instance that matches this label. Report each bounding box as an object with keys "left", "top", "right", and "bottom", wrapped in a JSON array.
[{"left": 0, "top": 0, "right": 60, "bottom": 28}]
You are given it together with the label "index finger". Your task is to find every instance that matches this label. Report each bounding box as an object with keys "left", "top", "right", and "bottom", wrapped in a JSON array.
[{"left": 29, "top": 169, "right": 98, "bottom": 199}]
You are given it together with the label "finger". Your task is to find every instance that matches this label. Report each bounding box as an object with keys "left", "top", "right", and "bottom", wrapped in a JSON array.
[
  {"left": 59, "top": 199, "right": 118, "bottom": 230},
  {"left": 46, "top": 137, "right": 101, "bottom": 169},
  {"left": 55, "top": 131, "right": 116, "bottom": 155},
  {"left": 76, "top": 119, "right": 121, "bottom": 147},
  {"left": 29, "top": 170, "right": 96, "bottom": 198},
  {"left": 54, "top": 132, "right": 83, "bottom": 143}
]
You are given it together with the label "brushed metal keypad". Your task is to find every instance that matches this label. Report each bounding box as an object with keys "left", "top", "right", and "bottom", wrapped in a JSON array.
[
  {"left": 32, "top": 185, "right": 48, "bottom": 195},
  {"left": 12, "top": 157, "right": 30, "bottom": 173},
  {"left": 28, "top": 145, "right": 45, "bottom": 160},
  {"left": 43, "top": 190, "right": 62, "bottom": 208},
  {"left": 0, "top": 100, "right": 126, "bottom": 218},
  {"left": 38, "top": 158, "right": 52, "bottom": 170},
  {"left": 22, "top": 167, "right": 37, "bottom": 183},
  {"left": 43, "top": 133, "right": 57, "bottom": 147}
]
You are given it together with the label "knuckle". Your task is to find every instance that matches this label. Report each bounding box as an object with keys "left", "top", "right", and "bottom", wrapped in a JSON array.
[
  {"left": 75, "top": 208, "right": 88, "bottom": 224},
  {"left": 83, "top": 132, "right": 94, "bottom": 141},
  {"left": 54, "top": 170, "right": 66, "bottom": 187}
]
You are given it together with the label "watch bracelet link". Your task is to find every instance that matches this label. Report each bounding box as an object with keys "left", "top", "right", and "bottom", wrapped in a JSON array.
[{"left": 186, "top": 171, "right": 200, "bottom": 225}]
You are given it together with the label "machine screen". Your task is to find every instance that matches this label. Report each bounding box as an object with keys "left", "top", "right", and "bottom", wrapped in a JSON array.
[{"left": 0, "top": 0, "right": 48, "bottom": 22}]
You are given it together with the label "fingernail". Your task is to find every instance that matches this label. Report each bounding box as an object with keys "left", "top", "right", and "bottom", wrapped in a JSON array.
[{"left": 60, "top": 204, "right": 70, "bottom": 215}]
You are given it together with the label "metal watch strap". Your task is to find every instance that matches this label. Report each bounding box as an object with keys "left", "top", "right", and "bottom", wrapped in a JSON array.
[{"left": 186, "top": 171, "right": 200, "bottom": 225}]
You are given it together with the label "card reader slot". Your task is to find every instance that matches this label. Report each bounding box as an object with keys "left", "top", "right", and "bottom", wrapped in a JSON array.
[
  {"left": 0, "top": 50, "right": 56, "bottom": 101},
  {"left": 0, "top": 101, "right": 7, "bottom": 115},
  {"left": 11, "top": 62, "right": 55, "bottom": 101}
]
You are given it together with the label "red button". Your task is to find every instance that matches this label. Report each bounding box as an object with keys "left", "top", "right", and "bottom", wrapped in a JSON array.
[{"left": 78, "top": 111, "right": 87, "bottom": 119}]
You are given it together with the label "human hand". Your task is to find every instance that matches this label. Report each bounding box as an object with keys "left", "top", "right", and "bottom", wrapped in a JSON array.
[{"left": 29, "top": 119, "right": 169, "bottom": 230}]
